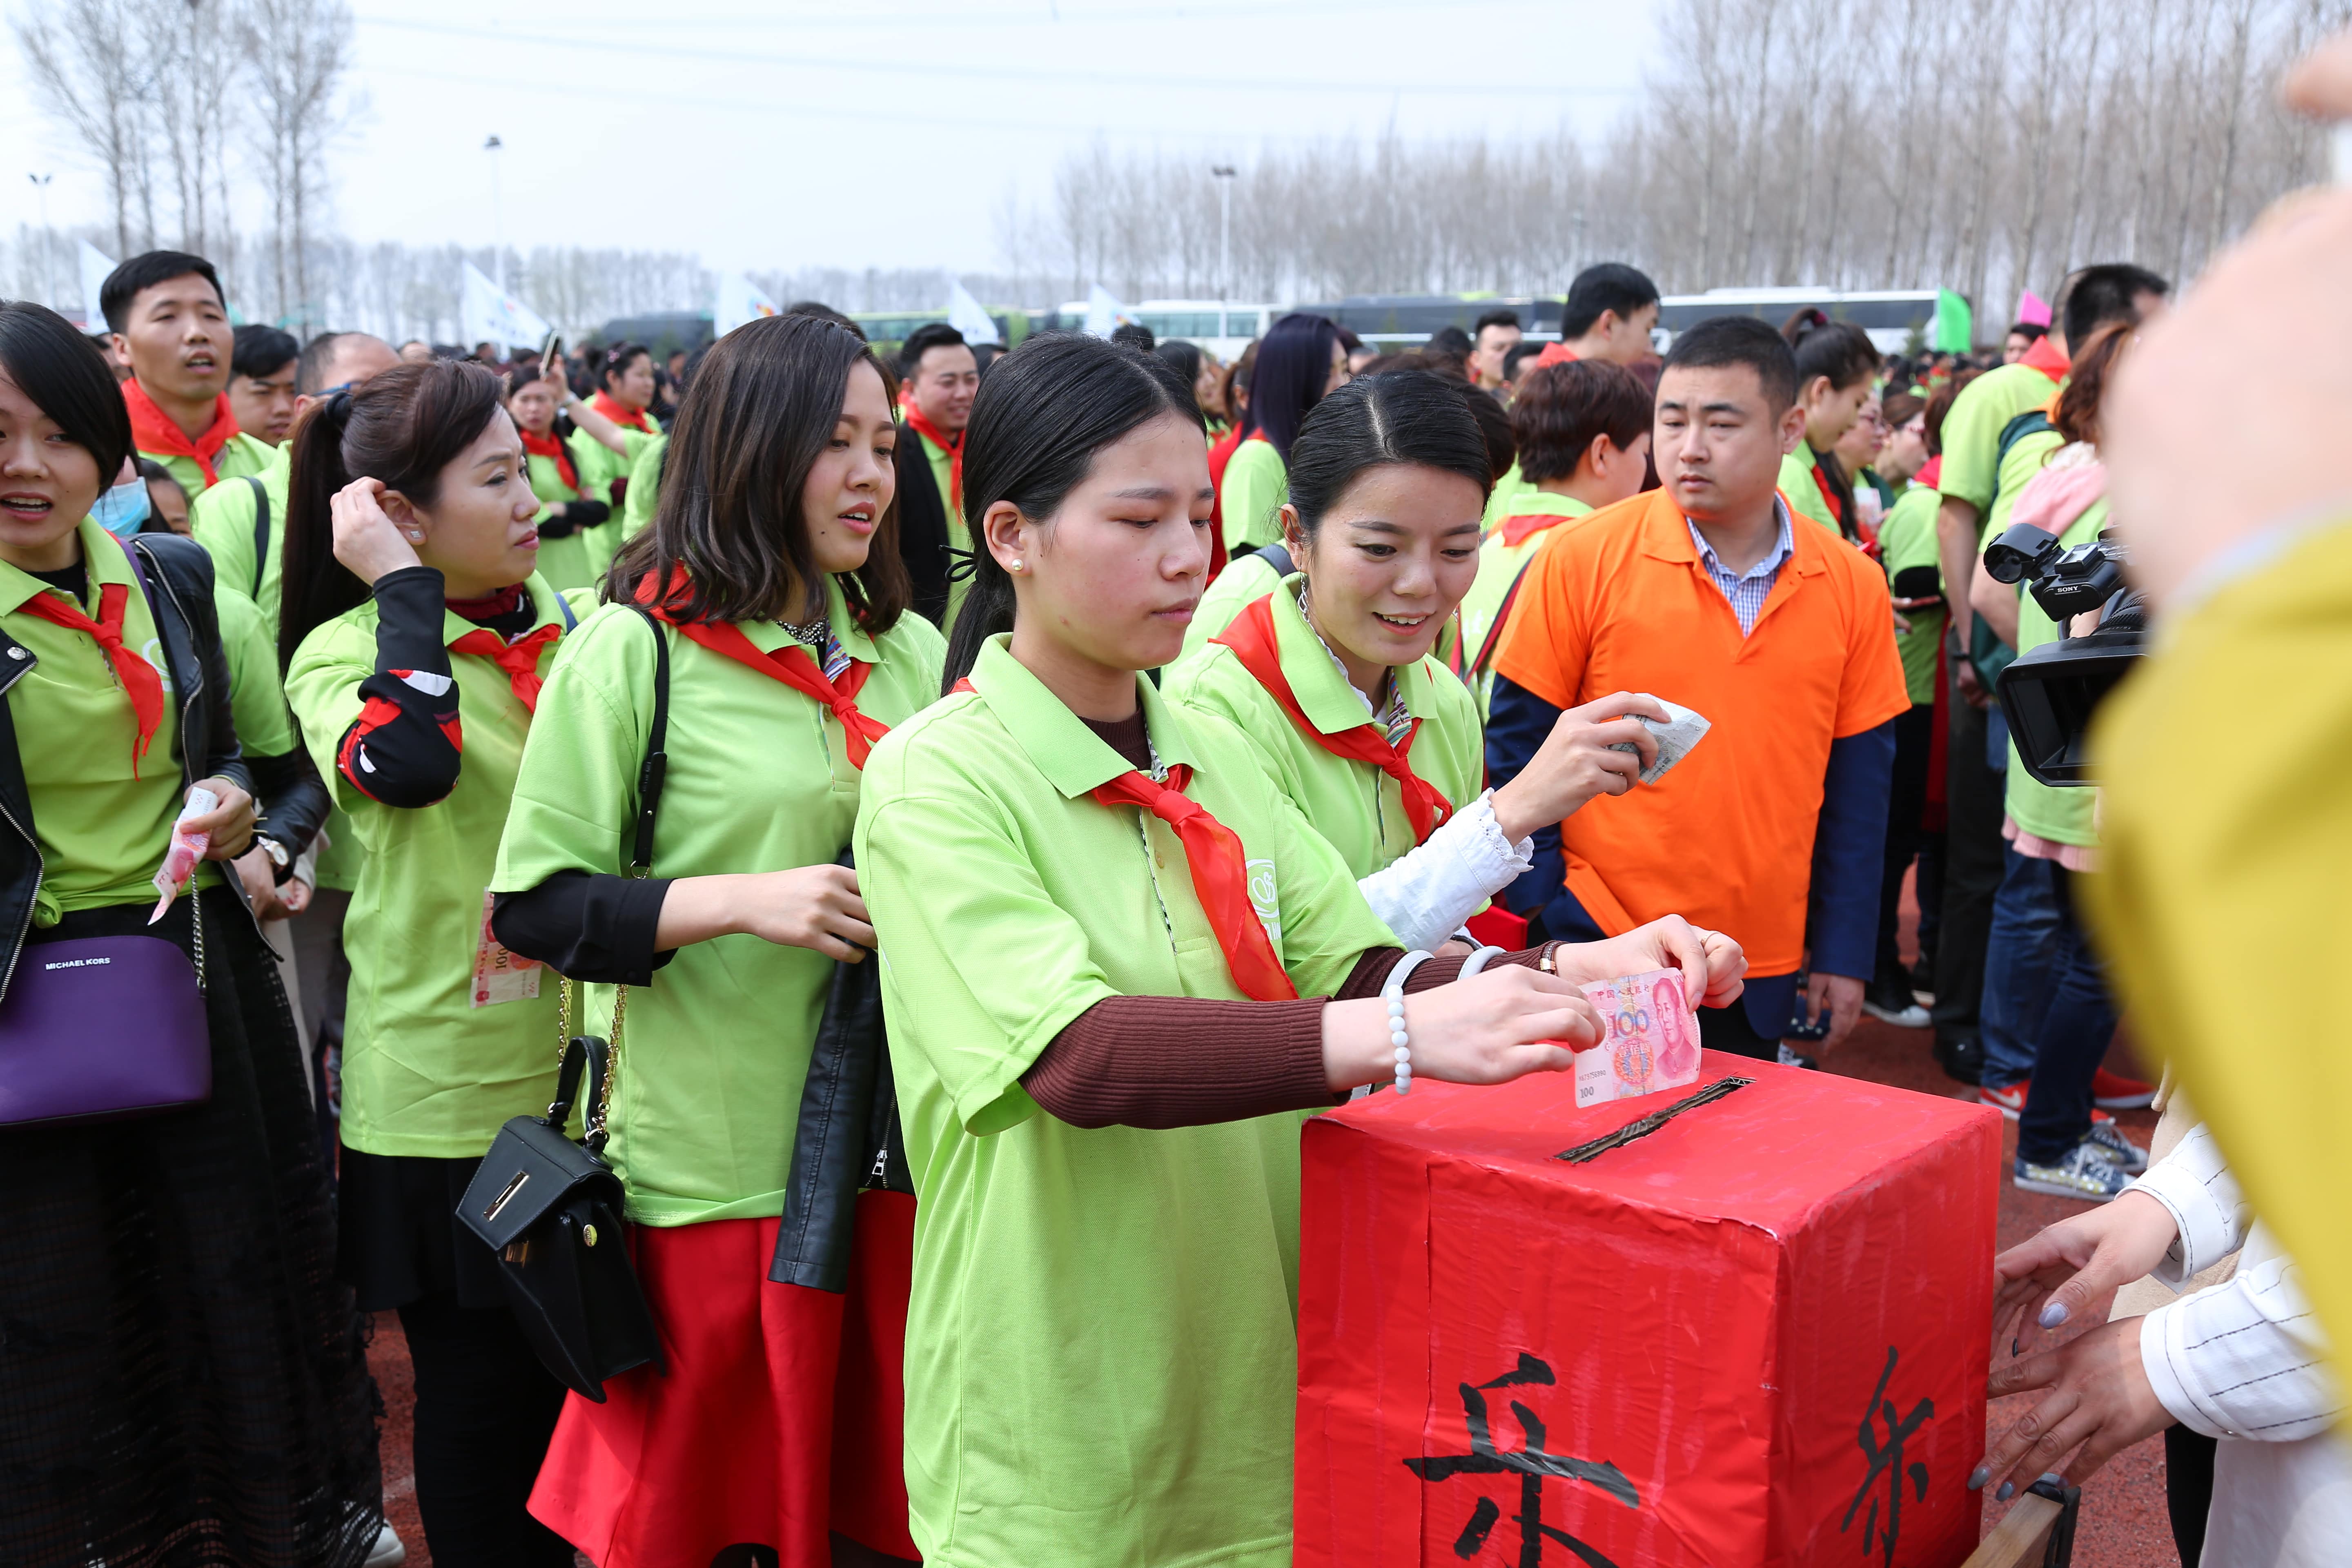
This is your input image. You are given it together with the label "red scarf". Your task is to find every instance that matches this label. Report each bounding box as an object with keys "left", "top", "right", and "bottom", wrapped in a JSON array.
[
  {"left": 591, "top": 391, "right": 656, "bottom": 434},
  {"left": 1533, "top": 342, "right": 1579, "bottom": 369},
  {"left": 903, "top": 403, "right": 964, "bottom": 513},
  {"left": 950, "top": 674, "right": 1296, "bottom": 1000},
  {"left": 1213, "top": 594, "right": 1453, "bottom": 844},
  {"left": 1501, "top": 506, "right": 1578, "bottom": 549},
  {"left": 446, "top": 587, "right": 562, "bottom": 711},
  {"left": 2019, "top": 334, "right": 2071, "bottom": 385},
  {"left": 520, "top": 428, "right": 579, "bottom": 494},
  {"left": 1808, "top": 449, "right": 1845, "bottom": 527},
  {"left": 1916, "top": 455, "right": 1944, "bottom": 489},
  {"left": 17, "top": 541, "right": 164, "bottom": 776},
  {"left": 635, "top": 570, "right": 889, "bottom": 769},
  {"left": 122, "top": 379, "right": 238, "bottom": 488}
]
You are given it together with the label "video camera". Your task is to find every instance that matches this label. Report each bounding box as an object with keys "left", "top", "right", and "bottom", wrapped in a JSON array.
[{"left": 1983, "top": 522, "right": 2147, "bottom": 788}]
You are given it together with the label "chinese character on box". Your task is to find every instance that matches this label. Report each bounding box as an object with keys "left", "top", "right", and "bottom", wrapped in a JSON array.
[{"left": 1295, "top": 1053, "right": 2001, "bottom": 1568}]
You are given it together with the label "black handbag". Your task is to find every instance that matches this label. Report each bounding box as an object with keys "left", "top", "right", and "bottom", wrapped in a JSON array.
[
  {"left": 459, "top": 604, "right": 674, "bottom": 1401},
  {"left": 768, "top": 852, "right": 913, "bottom": 1293}
]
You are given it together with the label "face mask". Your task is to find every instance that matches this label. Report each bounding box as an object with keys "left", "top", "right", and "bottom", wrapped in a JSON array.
[{"left": 90, "top": 474, "right": 152, "bottom": 539}]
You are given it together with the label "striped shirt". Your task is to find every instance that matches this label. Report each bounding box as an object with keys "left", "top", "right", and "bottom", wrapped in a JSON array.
[{"left": 1687, "top": 501, "right": 1796, "bottom": 636}]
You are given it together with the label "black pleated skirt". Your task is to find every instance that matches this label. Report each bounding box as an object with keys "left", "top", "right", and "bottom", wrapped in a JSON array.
[{"left": 0, "top": 893, "right": 384, "bottom": 1568}]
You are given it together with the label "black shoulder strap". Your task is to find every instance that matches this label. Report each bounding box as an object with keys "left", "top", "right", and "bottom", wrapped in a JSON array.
[
  {"left": 623, "top": 604, "right": 670, "bottom": 873},
  {"left": 1984, "top": 409, "right": 2052, "bottom": 522},
  {"left": 1252, "top": 542, "right": 1295, "bottom": 577},
  {"left": 245, "top": 476, "right": 270, "bottom": 597}
]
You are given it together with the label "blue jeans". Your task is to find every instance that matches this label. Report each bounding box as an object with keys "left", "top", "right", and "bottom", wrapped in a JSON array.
[
  {"left": 1979, "top": 847, "right": 2063, "bottom": 1089},
  {"left": 2016, "top": 867, "right": 2120, "bottom": 1165}
]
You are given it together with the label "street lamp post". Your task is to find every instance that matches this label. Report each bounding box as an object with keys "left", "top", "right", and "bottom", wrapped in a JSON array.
[
  {"left": 27, "top": 174, "right": 54, "bottom": 311},
  {"left": 1211, "top": 165, "right": 1237, "bottom": 339},
  {"left": 484, "top": 135, "right": 506, "bottom": 290}
]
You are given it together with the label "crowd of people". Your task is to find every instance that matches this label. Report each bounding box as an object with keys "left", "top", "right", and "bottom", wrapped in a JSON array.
[{"left": 0, "top": 179, "right": 2339, "bottom": 1568}]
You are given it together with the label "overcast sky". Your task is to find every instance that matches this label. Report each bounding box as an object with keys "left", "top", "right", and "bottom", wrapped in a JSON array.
[{"left": 3, "top": 0, "right": 1657, "bottom": 274}]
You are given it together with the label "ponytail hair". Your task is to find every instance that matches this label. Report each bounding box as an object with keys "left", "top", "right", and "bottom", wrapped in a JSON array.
[
  {"left": 941, "top": 333, "right": 1198, "bottom": 692},
  {"left": 1236, "top": 311, "right": 1342, "bottom": 462},
  {"left": 1782, "top": 307, "right": 1879, "bottom": 395},
  {"left": 279, "top": 358, "right": 507, "bottom": 671},
  {"left": 1283, "top": 370, "right": 1492, "bottom": 549}
]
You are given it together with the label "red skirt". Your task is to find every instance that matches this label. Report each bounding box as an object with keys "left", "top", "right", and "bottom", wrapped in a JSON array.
[{"left": 529, "top": 1192, "right": 917, "bottom": 1567}]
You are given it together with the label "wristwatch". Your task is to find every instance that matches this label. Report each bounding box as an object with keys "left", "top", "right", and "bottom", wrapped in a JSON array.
[{"left": 254, "top": 834, "right": 293, "bottom": 882}]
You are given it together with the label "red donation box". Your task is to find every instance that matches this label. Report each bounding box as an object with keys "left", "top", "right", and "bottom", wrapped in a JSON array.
[{"left": 1296, "top": 1051, "right": 2003, "bottom": 1568}]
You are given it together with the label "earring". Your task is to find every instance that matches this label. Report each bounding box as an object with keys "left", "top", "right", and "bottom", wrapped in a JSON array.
[{"left": 1009, "top": 559, "right": 1023, "bottom": 572}]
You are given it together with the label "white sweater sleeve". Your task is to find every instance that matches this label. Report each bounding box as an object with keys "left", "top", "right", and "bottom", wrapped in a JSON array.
[
  {"left": 2128, "top": 1123, "right": 2253, "bottom": 1285},
  {"left": 1354, "top": 791, "right": 1533, "bottom": 955},
  {"left": 2139, "top": 1247, "right": 2339, "bottom": 1442}
]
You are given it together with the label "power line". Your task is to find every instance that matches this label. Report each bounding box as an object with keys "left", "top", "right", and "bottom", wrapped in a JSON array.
[
  {"left": 353, "top": 16, "right": 1636, "bottom": 98},
  {"left": 499, "top": 0, "right": 1532, "bottom": 31}
]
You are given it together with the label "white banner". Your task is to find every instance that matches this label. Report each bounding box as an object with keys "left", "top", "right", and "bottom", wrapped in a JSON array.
[
  {"left": 460, "top": 261, "right": 552, "bottom": 354},
  {"left": 79, "top": 241, "right": 116, "bottom": 333},
  {"left": 714, "top": 271, "right": 780, "bottom": 338},
  {"left": 1084, "top": 283, "right": 1134, "bottom": 339},
  {"left": 948, "top": 278, "right": 1001, "bottom": 345}
]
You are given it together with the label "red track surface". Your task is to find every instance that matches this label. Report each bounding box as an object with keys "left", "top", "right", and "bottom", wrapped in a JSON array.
[{"left": 366, "top": 879, "right": 2180, "bottom": 1566}]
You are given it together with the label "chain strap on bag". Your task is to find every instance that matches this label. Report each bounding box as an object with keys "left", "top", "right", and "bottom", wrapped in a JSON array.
[{"left": 459, "top": 605, "right": 672, "bottom": 1400}]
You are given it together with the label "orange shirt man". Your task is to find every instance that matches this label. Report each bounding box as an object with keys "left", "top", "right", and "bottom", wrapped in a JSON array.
[{"left": 1488, "top": 315, "right": 1909, "bottom": 1060}]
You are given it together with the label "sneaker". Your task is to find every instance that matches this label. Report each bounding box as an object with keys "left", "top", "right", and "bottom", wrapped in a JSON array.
[
  {"left": 1980, "top": 1080, "right": 2028, "bottom": 1118},
  {"left": 1862, "top": 997, "right": 1931, "bottom": 1029},
  {"left": 2092, "top": 1067, "right": 2156, "bottom": 1110},
  {"left": 1933, "top": 1036, "right": 1984, "bottom": 1087},
  {"left": 365, "top": 1523, "right": 407, "bottom": 1568},
  {"left": 2014, "top": 1141, "right": 2134, "bottom": 1202},
  {"left": 1776, "top": 1042, "right": 1820, "bottom": 1069},
  {"left": 2082, "top": 1116, "right": 2148, "bottom": 1174}
]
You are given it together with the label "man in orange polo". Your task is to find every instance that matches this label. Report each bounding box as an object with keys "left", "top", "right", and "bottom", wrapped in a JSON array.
[{"left": 1488, "top": 315, "right": 1909, "bottom": 1062}]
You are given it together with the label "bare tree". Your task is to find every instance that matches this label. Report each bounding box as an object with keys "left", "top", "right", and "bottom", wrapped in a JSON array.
[
  {"left": 241, "top": 0, "right": 352, "bottom": 336},
  {"left": 14, "top": 0, "right": 153, "bottom": 255}
]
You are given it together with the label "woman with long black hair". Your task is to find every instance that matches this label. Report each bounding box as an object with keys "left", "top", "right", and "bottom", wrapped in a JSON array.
[
  {"left": 0, "top": 299, "right": 382, "bottom": 1566},
  {"left": 1216, "top": 310, "right": 1346, "bottom": 559},
  {"left": 490, "top": 312, "right": 945, "bottom": 1568},
  {"left": 281, "top": 356, "right": 594, "bottom": 1568},
  {"left": 1780, "top": 309, "right": 1882, "bottom": 541},
  {"left": 854, "top": 333, "right": 1741, "bottom": 1565}
]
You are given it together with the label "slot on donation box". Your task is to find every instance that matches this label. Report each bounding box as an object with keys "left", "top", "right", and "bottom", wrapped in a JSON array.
[{"left": 1296, "top": 1051, "right": 2002, "bottom": 1568}]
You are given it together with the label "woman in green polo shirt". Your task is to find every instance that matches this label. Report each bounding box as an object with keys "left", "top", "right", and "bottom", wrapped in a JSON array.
[
  {"left": 0, "top": 301, "right": 382, "bottom": 1564},
  {"left": 1779, "top": 310, "right": 1881, "bottom": 539},
  {"left": 1218, "top": 311, "right": 1347, "bottom": 558},
  {"left": 503, "top": 363, "right": 638, "bottom": 594},
  {"left": 1168, "top": 368, "right": 1672, "bottom": 956},
  {"left": 858, "top": 333, "right": 1745, "bottom": 1568},
  {"left": 281, "top": 357, "right": 592, "bottom": 1568},
  {"left": 488, "top": 313, "right": 945, "bottom": 1568}
]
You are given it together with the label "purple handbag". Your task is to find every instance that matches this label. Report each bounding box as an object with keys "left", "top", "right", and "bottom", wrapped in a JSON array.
[{"left": 0, "top": 907, "right": 212, "bottom": 1128}]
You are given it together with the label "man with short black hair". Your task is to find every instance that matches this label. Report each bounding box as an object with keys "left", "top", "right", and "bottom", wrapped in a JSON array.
[
  {"left": 1488, "top": 316, "right": 1908, "bottom": 1065},
  {"left": 896, "top": 321, "right": 980, "bottom": 628},
  {"left": 228, "top": 325, "right": 301, "bottom": 446},
  {"left": 1110, "top": 321, "right": 1156, "bottom": 353},
  {"left": 1501, "top": 339, "right": 1544, "bottom": 391},
  {"left": 2001, "top": 322, "right": 2048, "bottom": 365},
  {"left": 1927, "top": 262, "right": 2166, "bottom": 1089},
  {"left": 1546, "top": 263, "right": 1663, "bottom": 368},
  {"left": 1471, "top": 308, "right": 1523, "bottom": 392},
  {"left": 103, "top": 250, "right": 276, "bottom": 494}
]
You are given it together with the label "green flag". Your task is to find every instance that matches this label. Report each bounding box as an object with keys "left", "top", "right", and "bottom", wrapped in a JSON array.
[{"left": 1933, "top": 290, "right": 1973, "bottom": 353}]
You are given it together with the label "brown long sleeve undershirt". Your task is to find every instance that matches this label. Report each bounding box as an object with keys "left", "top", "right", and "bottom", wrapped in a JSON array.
[{"left": 1019, "top": 710, "right": 1555, "bottom": 1130}]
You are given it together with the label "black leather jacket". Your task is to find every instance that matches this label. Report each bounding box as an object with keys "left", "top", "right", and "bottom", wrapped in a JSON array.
[{"left": 0, "top": 533, "right": 327, "bottom": 1003}]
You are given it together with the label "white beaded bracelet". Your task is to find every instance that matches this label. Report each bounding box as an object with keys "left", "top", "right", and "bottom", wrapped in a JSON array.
[{"left": 1381, "top": 949, "right": 1435, "bottom": 1096}]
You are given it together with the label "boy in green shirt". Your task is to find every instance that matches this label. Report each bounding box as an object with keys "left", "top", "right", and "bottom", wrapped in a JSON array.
[{"left": 102, "top": 251, "right": 273, "bottom": 494}]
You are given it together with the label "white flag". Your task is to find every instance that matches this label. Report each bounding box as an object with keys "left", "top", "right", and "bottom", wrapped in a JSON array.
[
  {"left": 1083, "top": 284, "right": 1134, "bottom": 339},
  {"left": 947, "top": 279, "right": 1001, "bottom": 346},
  {"left": 79, "top": 241, "right": 117, "bottom": 334},
  {"left": 460, "top": 261, "right": 552, "bottom": 355},
  {"left": 714, "top": 272, "right": 780, "bottom": 338}
]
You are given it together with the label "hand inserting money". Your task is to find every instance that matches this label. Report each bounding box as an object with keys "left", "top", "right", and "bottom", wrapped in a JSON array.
[
  {"left": 1608, "top": 695, "right": 1711, "bottom": 785},
  {"left": 1572, "top": 968, "right": 1704, "bottom": 1107}
]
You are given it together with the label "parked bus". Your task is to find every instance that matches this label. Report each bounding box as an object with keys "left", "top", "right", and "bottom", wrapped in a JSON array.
[{"left": 1653, "top": 288, "right": 1945, "bottom": 353}]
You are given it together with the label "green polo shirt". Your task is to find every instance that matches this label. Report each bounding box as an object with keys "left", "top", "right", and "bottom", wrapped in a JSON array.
[
  {"left": 1166, "top": 573, "right": 1480, "bottom": 880},
  {"left": 1456, "top": 491, "right": 1590, "bottom": 717},
  {"left": 2004, "top": 495, "right": 2109, "bottom": 847},
  {"left": 854, "top": 634, "right": 1392, "bottom": 1568},
  {"left": 215, "top": 584, "right": 297, "bottom": 757},
  {"left": 522, "top": 450, "right": 602, "bottom": 595},
  {"left": 1220, "top": 435, "right": 1288, "bottom": 555},
  {"left": 1479, "top": 457, "right": 1526, "bottom": 537},
  {"left": 566, "top": 422, "right": 661, "bottom": 511},
  {"left": 1937, "top": 362, "right": 2063, "bottom": 539},
  {"left": 141, "top": 428, "right": 275, "bottom": 500},
  {"left": 1180, "top": 548, "right": 1281, "bottom": 661},
  {"left": 286, "top": 575, "right": 592, "bottom": 1158},
  {"left": 1780, "top": 445, "right": 1840, "bottom": 533},
  {"left": 492, "top": 576, "right": 947, "bottom": 1225},
  {"left": 189, "top": 442, "right": 292, "bottom": 616},
  {"left": 0, "top": 517, "right": 214, "bottom": 926},
  {"left": 614, "top": 434, "right": 668, "bottom": 548},
  {"left": 1878, "top": 482, "right": 1945, "bottom": 706}
]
